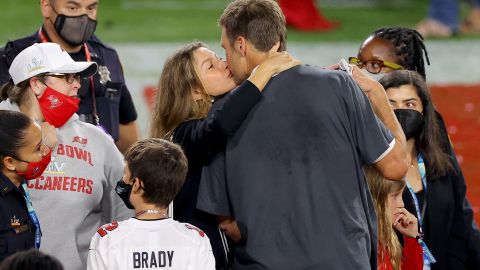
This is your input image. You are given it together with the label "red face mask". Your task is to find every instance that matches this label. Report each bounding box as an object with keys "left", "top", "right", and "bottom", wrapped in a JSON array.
[
  {"left": 16, "top": 148, "right": 52, "bottom": 180},
  {"left": 38, "top": 86, "right": 80, "bottom": 128}
]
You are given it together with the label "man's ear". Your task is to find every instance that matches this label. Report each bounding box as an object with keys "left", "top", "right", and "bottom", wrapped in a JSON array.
[
  {"left": 235, "top": 36, "right": 247, "bottom": 56},
  {"left": 40, "top": 0, "right": 53, "bottom": 18}
]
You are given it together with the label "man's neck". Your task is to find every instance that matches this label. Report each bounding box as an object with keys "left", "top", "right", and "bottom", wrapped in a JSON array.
[
  {"left": 246, "top": 51, "right": 269, "bottom": 76},
  {"left": 42, "top": 21, "right": 83, "bottom": 53}
]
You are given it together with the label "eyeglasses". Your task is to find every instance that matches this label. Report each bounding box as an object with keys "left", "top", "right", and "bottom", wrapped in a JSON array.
[
  {"left": 348, "top": 57, "right": 404, "bottom": 74},
  {"left": 44, "top": 73, "right": 81, "bottom": 84}
]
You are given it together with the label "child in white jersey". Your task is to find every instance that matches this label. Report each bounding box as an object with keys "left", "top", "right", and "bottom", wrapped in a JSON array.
[{"left": 87, "top": 138, "right": 215, "bottom": 270}]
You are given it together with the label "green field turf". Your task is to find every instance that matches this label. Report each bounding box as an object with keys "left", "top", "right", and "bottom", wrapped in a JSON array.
[{"left": 1, "top": 0, "right": 478, "bottom": 44}]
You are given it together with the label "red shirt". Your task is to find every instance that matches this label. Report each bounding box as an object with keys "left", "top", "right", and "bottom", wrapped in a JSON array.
[{"left": 378, "top": 237, "right": 423, "bottom": 270}]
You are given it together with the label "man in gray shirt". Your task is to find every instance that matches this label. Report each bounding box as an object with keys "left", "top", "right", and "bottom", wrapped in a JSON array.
[{"left": 198, "top": 0, "right": 408, "bottom": 269}]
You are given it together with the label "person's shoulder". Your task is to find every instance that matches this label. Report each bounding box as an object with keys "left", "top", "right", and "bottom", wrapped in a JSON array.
[
  {"left": 2, "top": 33, "right": 37, "bottom": 52},
  {"left": 92, "top": 220, "right": 132, "bottom": 244},
  {"left": 72, "top": 119, "right": 115, "bottom": 143},
  {"left": 171, "top": 220, "right": 210, "bottom": 243},
  {"left": 172, "top": 119, "right": 202, "bottom": 142},
  {"left": 87, "top": 35, "right": 118, "bottom": 54},
  {"left": 281, "top": 64, "right": 352, "bottom": 82},
  {"left": 1, "top": 33, "right": 37, "bottom": 67}
]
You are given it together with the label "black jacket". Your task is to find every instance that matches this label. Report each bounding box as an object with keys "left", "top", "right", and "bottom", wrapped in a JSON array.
[
  {"left": 0, "top": 172, "right": 36, "bottom": 262},
  {"left": 172, "top": 81, "right": 261, "bottom": 270},
  {"left": 403, "top": 112, "right": 480, "bottom": 270}
]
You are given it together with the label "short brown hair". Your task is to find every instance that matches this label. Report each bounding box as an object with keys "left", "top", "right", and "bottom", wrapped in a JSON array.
[
  {"left": 124, "top": 138, "right": 188, "bottom": 208},
  {"left": 219, "top": 0, "right": 287, "bottom": 52}
]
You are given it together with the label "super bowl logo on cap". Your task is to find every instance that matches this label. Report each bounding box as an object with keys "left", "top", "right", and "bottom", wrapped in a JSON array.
[
  {"left": 47, "top": 95, "right": 63, "bottom": 108},
  {"left": 27, "top": 58, "right": 45, "bottom": 73}
]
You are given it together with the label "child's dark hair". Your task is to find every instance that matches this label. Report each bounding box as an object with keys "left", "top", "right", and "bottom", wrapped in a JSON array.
[
  {"left": 124, "top": 138, "right": 188, "bottom": 208},
  {"left": 0, "top": 110, "right": 32, "bottom": 168},
  {"left": 0, "top": 249, "right": 64, "bottom": 270},
  {"left": 372, "top": 27, "right": 430, "bottom": 80}
]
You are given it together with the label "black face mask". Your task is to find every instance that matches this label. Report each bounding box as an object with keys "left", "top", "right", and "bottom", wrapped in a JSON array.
[
  {"left": 394, "top": 109, "right": 424, "bottom": 140},
  {"left": 115, "top": 180, "right": 135, "bottom": 209},
  {"left": 54, "top": 14, "right": 97, "bottom": 46}
]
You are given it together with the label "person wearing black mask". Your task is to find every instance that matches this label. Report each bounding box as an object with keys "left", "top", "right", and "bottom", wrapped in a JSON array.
[
  {"left": 88, "top": 138, "right": 215, "bottom": 270},
  {"left": 0, "top": 0, "right": 140, "bottom": 154},
  {"left": 380, "top": 70, "right": 478, "bottom": 270}
]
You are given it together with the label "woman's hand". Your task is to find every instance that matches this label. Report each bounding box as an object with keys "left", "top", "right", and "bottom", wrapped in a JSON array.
[
  {"left": 350, "top": 65, "right": 385, "bottom": 98},
  {"left": 41, "top": 122, "right": 58, "bottom": 150},
  {"left": 261, "top": 50, "right": 302, "bottom": 75},
  {"left": 217, "top": 216, "right": 242, "bottom": 243},
  {"left": 326, "top": 63, "right": 385, "bottom": 98},
  {"left": 393, "top": 208, "right": 419, "bottom": 238},
  {"left": 248, "top": 50, "right": 301, "bottom": 91}
]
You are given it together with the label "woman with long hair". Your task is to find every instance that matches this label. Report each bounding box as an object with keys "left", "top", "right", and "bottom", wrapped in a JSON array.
[
  {"left": 379, "top": 70, "right": 474, "bottom": 269},
  {"left": 150, "top": 41, "right": 299, "bottom": 269}
]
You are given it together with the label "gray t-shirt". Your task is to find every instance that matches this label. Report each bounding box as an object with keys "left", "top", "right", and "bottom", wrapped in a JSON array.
[{"left": 198, "top": 65, "right": 394, "bottom": 270}]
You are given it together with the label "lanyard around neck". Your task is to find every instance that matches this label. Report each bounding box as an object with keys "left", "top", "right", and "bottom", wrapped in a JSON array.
[
  {"left": 20, "top": 183, "right": 42, "bottom": 249},
  {"left": 405, "top": 154, "right": 427, "bottom": 227}
]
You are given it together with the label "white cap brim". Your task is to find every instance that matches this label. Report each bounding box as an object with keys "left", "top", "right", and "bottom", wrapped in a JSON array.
[{"left": 50, "top": 61, "right": 98, "bottom": 78}]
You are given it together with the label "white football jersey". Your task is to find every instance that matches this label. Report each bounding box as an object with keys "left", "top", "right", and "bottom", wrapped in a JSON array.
[{"left": 87, "top": 218, "right": 215, "bottom": 270}]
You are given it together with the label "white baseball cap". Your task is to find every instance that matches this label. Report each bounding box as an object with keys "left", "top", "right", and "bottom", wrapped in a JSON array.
[{"left": 9, "top": 42, "right": 98, "bottom": 85}]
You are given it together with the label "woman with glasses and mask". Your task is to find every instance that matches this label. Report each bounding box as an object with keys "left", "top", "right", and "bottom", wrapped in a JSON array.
[
  {"left": 0, "top": 110, "right": 50, "bottom": 262},
  {"left": 0, "top": 43, "right": 131, "bottom": 270}
]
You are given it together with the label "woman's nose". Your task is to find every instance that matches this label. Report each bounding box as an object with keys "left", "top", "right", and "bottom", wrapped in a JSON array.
[
  {"left": 40, "top": 144, "right": 50, "bottom": 156},
  {"left": 221, "top": 60, "right": 228, "bottom": 69},
  {"left": 398, "top": 198, "right": 405, "bottom": 208},
  {"left": 71, "top": 80, "right": 81, "bottom": 93}
]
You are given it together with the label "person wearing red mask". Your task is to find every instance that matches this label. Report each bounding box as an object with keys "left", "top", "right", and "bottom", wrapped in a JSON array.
[
  {"left": 0, "top": 110, "right": 51, "bottom": 262},
  {"left": 0, "top": 0, "right": 140, "bottom": 154},
  {"left": 0, "top": 42, "right": 132, "bottom": 270}
]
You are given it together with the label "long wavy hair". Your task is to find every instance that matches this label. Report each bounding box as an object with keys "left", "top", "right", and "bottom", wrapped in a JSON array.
[
  {"left": 380, "top": 70, "right": 453, "bottom": 179},
  {"left": 365, "top": 167, "right": 405, "bottom": 270},
  {"left": 150, "top": 42, "right": 212, "bottom": 139}
]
